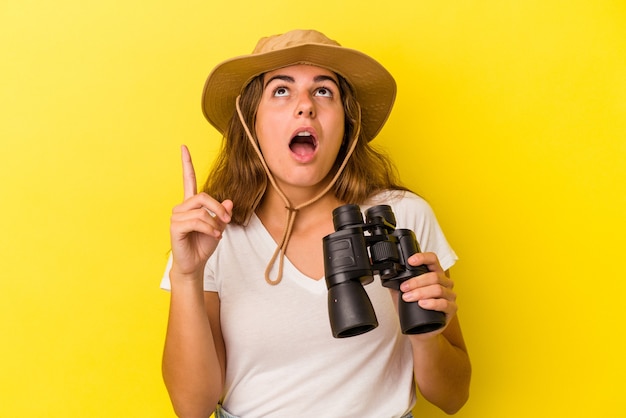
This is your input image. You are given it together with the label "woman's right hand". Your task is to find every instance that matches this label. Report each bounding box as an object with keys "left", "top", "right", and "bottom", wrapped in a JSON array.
[{"left": 169, "top": 145, "right": 233, "bottom": 282}]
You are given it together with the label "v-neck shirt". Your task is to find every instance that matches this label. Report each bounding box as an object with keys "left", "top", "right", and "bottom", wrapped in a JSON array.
[{"left": 161, "top": 190, "right": 458, "bottom": 417}]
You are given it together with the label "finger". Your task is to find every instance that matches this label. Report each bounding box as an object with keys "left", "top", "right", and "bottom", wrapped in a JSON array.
[
  {"left": 408, "top": 252, "right": 443, "bottom": 273},
  {"left": 401, "top": 271, "right": 453, "bottom": 292},
  {"left": 221, "top": 199, "right": 234, "bottom": 217},
  {"left": 172, "top": 200, "right": 232, "bottom": 233},
  {"left": 220, "top": 199, "right": 234, "bottom": 222},
  {"left": 194, "top": 197, "right": 232, "bottom": 224},
  {"left": 402, "top": 283, "right": 457, "bottom": 305},
  {"left": 181, "top": 145, "right": 197, "bottom": 201},
  {"left": 174, "top": 194, "right": 233, "bottom": 224},
  {"left": 418, "top": 295, "right": 458, "bottom": 316},
  {"left": 171, "top": 208, "right": 225, "bottom": 238}
]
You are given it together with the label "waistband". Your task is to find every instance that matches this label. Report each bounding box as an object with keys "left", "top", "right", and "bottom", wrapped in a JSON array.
[{"left": 215, "top": 404, "right": 414, "bottom": 418}]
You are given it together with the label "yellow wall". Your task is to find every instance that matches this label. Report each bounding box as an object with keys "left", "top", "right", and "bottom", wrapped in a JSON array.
[{"left": 1, "top": 1, "right": 624, "bottom": 417}]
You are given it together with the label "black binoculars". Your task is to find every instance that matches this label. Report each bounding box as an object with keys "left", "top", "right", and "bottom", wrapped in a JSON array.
[{"left": 323, "top": 204, "right": 446, "bottom": 338}]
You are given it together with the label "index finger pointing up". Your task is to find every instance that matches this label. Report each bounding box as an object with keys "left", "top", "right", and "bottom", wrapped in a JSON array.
[{"left": 181, "top": 145, "right": 197, "bottom": 200}]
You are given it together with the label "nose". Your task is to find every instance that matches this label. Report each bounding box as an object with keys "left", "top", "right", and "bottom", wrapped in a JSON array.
[{"left": 295, "top": 95, "right": 315, "bottom": 118}]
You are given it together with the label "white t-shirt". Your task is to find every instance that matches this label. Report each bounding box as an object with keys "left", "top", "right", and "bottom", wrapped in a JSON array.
[{"left": 161, "top": 190, "right": 458, "bottom": 418}]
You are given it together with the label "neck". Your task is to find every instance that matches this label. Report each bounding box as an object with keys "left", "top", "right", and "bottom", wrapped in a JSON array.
[{"left": 257, "top": 185, "right": 342, "bottom": 222}]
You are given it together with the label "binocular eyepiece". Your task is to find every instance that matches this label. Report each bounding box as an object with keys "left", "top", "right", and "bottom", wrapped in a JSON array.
[{"left": 323, "top": 204, "right": 446, "bottom": 338}]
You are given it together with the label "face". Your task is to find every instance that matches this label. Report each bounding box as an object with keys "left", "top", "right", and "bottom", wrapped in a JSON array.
[{"left": 254, "top": 64, "right": 345, "bottom": 193}]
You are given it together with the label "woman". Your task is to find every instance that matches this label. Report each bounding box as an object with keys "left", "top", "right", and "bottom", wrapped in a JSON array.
[{"left": 161, "top": 29, "right": 471, "bottom": 418}]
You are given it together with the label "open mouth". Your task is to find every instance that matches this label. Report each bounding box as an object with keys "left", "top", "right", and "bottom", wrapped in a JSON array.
[{"left": 289, "top": 131, "right": 318, "bottom": 157}]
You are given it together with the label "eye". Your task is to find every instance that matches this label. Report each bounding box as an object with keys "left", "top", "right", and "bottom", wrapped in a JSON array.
[
  {"left": 315, "top": 87, "right": 333, "bottom": 97},
  {"left": 273, "top": 86, "right": 289, "bottom": 97}
]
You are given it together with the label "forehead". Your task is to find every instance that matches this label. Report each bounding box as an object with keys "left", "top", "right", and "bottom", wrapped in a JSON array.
[{"left": 264, "top": 64, "right": 339, "bottom": 83}]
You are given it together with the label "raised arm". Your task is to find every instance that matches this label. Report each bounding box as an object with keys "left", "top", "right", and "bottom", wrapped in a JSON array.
[{"left": 162, "top": 145, "right": 232, "bottom": 417}]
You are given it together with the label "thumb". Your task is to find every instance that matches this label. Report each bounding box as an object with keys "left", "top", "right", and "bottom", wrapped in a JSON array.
[{"left": 222, "top": 199, "right": 234, "bottom": 218}]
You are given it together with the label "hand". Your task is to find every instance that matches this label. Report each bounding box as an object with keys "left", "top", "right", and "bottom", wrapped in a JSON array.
[
  {"left": 169, "top": 145, "right": 233, "bottom": 281},
  {"left": 396, "top": 252, "right": 458, "bottom": 330}
]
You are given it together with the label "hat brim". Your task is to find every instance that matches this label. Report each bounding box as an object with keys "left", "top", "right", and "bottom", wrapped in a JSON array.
[{"left": 201, "top": 43, "right": 396, "bottom": 141}]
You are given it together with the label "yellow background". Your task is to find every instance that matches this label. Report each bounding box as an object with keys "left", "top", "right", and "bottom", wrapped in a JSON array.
[{"left": 1, "top": 0, "right": 625, "bottom": 417}]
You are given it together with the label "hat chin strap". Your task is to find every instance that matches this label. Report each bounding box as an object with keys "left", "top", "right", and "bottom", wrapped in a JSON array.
[{"left": 235, "top": 95, "right": 361, "bottom": 285}]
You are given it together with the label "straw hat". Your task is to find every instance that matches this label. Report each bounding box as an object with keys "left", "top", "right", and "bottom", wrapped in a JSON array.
[{"left": 201, "top": 29, "right": 396, "bottom": 141}]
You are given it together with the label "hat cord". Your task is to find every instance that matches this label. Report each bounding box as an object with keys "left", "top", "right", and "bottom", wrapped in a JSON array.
[{"left": 235, "top": 95, "right": 361, "bottom": 285}]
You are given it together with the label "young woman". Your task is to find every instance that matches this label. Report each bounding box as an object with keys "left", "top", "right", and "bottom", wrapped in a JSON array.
[{"left": 161, "top": 29, "right": 471, "bottom": 418}]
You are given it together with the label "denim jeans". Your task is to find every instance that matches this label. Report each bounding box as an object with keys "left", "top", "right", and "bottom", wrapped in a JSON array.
[{"left": 215, "top": 404, "right": 414, "bottom": 418}]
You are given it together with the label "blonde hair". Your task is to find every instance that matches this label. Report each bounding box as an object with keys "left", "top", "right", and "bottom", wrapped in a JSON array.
[{"left": 202, "top": 73, "right": 408, "bottom": 225}]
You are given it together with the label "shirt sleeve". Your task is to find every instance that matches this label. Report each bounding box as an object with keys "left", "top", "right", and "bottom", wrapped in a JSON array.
[
  {"left": 386, "top": 191, "right": 458, "bottom": 271},
  {"left": 160, "top": 254, "right": 173, "bottom": 291}
]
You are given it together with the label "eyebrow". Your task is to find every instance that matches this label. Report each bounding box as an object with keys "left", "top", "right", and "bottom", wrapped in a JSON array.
[{"left": 264, "top": 74, "right": 340, "bottom": 89}]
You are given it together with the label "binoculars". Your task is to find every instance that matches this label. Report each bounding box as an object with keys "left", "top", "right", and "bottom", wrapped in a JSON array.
[{"left": 323, "top": 204, "right": 446, "bottom": 338}]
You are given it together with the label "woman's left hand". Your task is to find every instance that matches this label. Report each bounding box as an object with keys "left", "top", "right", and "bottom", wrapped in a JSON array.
[
  {"left": 394, "top": 252, "right": 458, "bottom": 329},
  {"left": 395, "top": 253, "right": 471, "bottom": 413}
]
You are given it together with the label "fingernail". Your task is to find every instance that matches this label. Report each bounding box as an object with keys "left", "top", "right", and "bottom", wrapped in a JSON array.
[{"left": 418, "top": 299, "right": 433, "bottom": 309}]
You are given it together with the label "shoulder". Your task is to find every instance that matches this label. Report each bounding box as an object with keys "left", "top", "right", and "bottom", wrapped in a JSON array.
[
  {"left": 365, "top": 190, "right": 434, "bottom": 219},
  {"left": 364, "top": 189, "right": 458, "bottom": 270}
]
